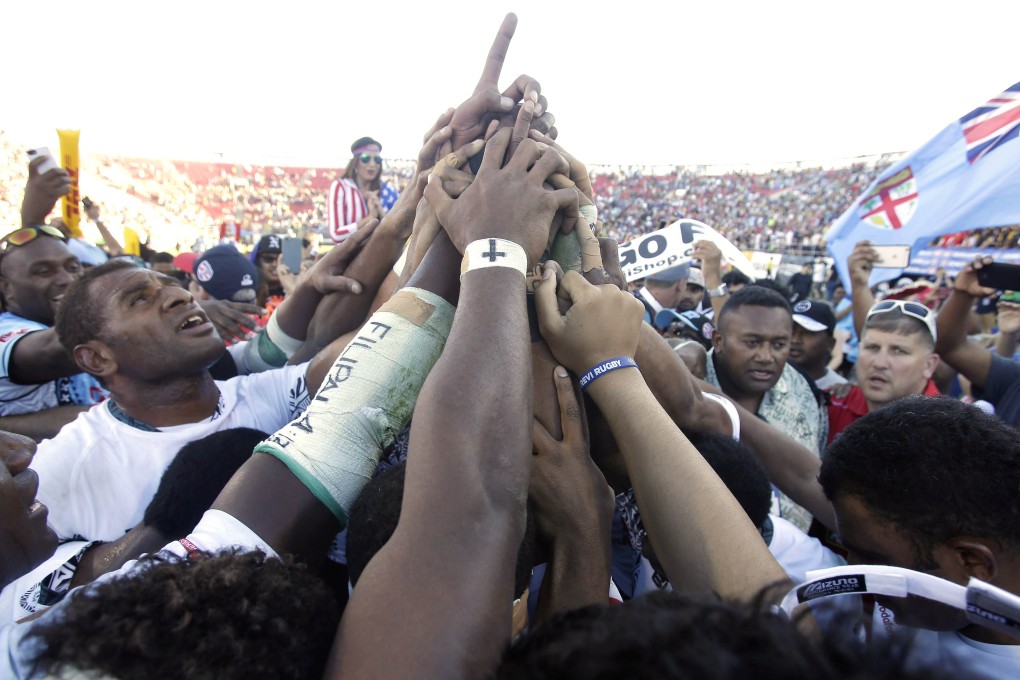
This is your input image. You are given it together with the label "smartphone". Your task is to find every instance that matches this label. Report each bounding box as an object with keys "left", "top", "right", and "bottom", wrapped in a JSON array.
[
  {"left": 1000, "top": 290, "right": 1020, "bottom": 304},
  {"left": 977, "top": 263, "right": 1020, "bottom": 292},
  {"left": 282, "top": 237, "right": 303, "bottom": 274},
  {"left": 871, "top": 245, "right": 911, "bottom": 268},
  {"left": 27, "top": 147, "right": 58, "bottom": 174}
]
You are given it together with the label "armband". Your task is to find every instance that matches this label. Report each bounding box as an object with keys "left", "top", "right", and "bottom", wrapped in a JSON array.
[
  {"left": 461, "top": 238, "right": 527, "bottom": 280},
  {"left": 578, "top": 356, "right": 638, "bottom": 390}
]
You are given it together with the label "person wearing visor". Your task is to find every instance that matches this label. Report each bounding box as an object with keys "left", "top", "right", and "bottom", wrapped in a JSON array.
[
  {"left": 788, "top": 299, "right": 846, "bottom": 392},
  {"left": 0, "top": 226, "right": 107, "bottom": 440},
  {"left": 327, "top": 137, "right": 399, "bottom": 244},
  {"left": 827, "top": 298, "right": 940, "bottom": 444}
]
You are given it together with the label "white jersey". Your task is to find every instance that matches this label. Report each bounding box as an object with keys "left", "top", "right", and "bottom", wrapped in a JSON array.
[
  {"left": 0, "top": 312, "right": 108, "bottom": 417},
  {"left": 0, "top": 510, "right": 272, "bottom": 678},
  {"left": 870, "top": 604, "right": 1020, "bottom": 679},
  {"left": 31, "top": 364, "right": 309, "bottom": 542}
]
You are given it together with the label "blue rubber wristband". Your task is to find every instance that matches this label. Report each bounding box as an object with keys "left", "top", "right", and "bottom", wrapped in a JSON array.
[{"left": 578, "top": 356, "right": 638, "bottom": 390}]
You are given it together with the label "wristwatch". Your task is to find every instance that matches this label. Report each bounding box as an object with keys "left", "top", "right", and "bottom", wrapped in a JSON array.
[{"left": 707, "top": 283, "right": 729, "bottom": 299}]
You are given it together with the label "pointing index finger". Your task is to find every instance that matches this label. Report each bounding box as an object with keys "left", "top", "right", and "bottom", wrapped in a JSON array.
[{"left": 476, "top": 13, "right": 518, "bottom": 93}]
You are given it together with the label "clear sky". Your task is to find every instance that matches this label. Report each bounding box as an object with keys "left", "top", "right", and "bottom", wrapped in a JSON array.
[{"left": 5, "top": 0, "right": 1019, "bottom": 169}]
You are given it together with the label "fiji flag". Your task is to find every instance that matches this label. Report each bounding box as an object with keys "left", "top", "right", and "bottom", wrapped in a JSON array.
[{"left": 826, "top": 81, "right": 1020, "bottom": 288}]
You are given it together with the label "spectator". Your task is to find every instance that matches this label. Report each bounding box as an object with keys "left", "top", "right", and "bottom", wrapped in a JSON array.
[
  {"left": 935, "top": 256, "right": 1020, "bottom": 425},
  {"left": 788, "top": 262, "right": 813, "bottom": 303},
  {"left": 703, "top": 286, "right": 827, "bottom": 530},
  {"left": 0, "top": 226, "right": 108, "bottom": 440},
  {"left": 789, "top": 299, "right": 847, "bottom": 391},
  {"left": 327, "top": 137, "right": 399, "bottom": 244},
  {"left": 633, "top": 264, "right": 690, "bottom": 324},
  {"left": 828, "top": 299, "right": 940, "bottom": 443}
]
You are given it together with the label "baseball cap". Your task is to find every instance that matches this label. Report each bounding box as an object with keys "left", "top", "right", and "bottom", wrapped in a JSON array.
[
  {"left": 173, "top": 252, "right": 198, "bottom": 274},
  {"left": 256, "top": 234, "right": 283, "bottom": 256},
  {"left": 687, "top": 267, "right": 706, "bottom": 289},
  {"left": 194, "top": 244, "right": 259, "bottom": 303},
  {"left": 645, "top": 263, "right": 691, "bottom": 283},
  {"left": 791, "top": 299, "right": 836, "bottom": 334},
  {"left": 655, "top": 309, "right": 715, "bottom": 350}
]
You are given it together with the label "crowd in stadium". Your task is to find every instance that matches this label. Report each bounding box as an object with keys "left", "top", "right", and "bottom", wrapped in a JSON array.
[{"left": 3, "top": 12, "right": 1020, "bottom": 679}]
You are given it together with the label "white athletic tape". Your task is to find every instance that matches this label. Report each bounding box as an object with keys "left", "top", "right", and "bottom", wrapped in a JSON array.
[{"left": 255, "top": 287, "right": 455, "bottom": 524}]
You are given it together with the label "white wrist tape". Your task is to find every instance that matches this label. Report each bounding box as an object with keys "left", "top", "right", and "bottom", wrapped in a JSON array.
[
  {"left": 236, "top": 312, "right": 304, "bottom": 374},
  {"left": 579, "top": 203, "right": 598, "bottom": 231},
  {"left": 460, "top": 238, "right": 527, "bottom": 279},
  {"left": 255, "top": 287, "right": 455, "bottom": 525}
]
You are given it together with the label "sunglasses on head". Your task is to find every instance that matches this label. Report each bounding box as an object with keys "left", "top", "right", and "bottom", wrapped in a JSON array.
[
  {"left": 358, "top": 153, "right": 382, "bottom": 165},
  {"left": 865, "top": 298, "right": 937, "bottom": 342},
  {"left": 0, "top": 225, "right": 67, "bottom": 258}
]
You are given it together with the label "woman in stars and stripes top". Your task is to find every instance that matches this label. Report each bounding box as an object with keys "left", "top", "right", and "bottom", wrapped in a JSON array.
[{"left": 327, "top": 136, "right": 399, "bottom": 243}]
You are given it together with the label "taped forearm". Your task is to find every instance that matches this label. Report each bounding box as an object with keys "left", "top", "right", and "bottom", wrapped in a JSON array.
[
  {"left": 254, "top": 287, "right": 455, "bottom": 525},
  {"left": 236, "top": 313, "right": 305, "bottom": 373}
]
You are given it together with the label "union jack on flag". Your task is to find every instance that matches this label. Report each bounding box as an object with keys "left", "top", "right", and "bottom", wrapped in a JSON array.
[{"left": 961, "top": 82, "right": 1020, "bottom": 164}]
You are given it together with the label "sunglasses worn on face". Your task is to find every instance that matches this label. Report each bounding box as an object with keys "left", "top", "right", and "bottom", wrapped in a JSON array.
[
  {"left": 359, "top": 154, "right": 382, "bottom": 165},
  {"left": 866, "top": 299, "right": 937, "bottom": 342},
  {"left": 0, "top": 225, "right": 67, "bottom": 257}
]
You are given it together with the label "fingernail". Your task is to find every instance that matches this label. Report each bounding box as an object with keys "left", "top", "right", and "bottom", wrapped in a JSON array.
[
  {"left": 543, "top": 268, "right": 554, "bottom": 281},
  {"left": 500, "top": 96, "right": 514, "bottom": 109},
  {"left": 440, "top": 125, "right": 450, "bottom": 134},
  {"left": 527, "top": 90, "right": 538, "bottom": 104},
  {"left": 523, "top": 100, "right": 534, "bottom": 114},
  {"left": 352, "top": 282, "right": 362, "bottom": 294},
  {"left": 556, "top": 366, "right": 568, "bottom": 378}
]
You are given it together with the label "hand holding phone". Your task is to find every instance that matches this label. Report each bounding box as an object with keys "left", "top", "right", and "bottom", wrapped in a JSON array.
[
  {"left": 282, "top": 237, "right": 303, "bottom": 275},
  {"left": 870, "top": 245, "right": 911, "bottom": 268},
  {"left": 977, "top": 262, "right": 1020, "bottom": 292},
  {"left": 27, "top": 148, "right": 58, "bottom": 175}
]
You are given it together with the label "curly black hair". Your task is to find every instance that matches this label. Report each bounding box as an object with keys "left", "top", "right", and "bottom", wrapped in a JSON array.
[
  {"left": 496, "top": 590, "right": 948, "bottom": 680},
  {"left": 28, "top": 549, "right": 340, "bottom": 680},
  {"left": 54, "top": 259, "right": 137, "bottom": 355},
  {"left": 820, "top": 396, "right": 1020, "bottom": 554}
]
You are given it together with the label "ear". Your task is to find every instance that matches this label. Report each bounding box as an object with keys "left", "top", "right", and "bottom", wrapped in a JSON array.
[
  {"left": 826, "top": 335, "right": 836, "bottom": 353},
  {"left": 0, "top": 276, "right": 12, "bottom": 302},
  {"left": 923, "top": 352, "right": 940, "bottom": 380},
  {"left": 938, "top": 538, "right": 998, "bottom": 583},
  {"left": 712, "top": 329, "right": 723, "bottom": 353},
  {"left": 73, "top": 340, "right": 118, "bottom": 379}
]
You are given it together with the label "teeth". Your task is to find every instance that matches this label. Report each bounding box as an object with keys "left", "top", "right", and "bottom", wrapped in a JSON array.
[{"left": 180, "top": 316, "right": 204, "bottom": 330}]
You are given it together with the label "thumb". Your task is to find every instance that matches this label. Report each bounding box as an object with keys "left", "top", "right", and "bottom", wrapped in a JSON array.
[
  {"left": 534, "top": 266, "right": 564, "bottom": 339},
  {"left": 317, "top": 275, "right": 364, "bottom": 296}
]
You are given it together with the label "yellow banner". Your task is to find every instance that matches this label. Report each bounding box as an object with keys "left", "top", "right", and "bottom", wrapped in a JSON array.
[
  {"left": 58, "top": 129, "right": 82, "bottom": 238},
  {"left": 123, "top": 227, "right": 141, "bottom": 256}
]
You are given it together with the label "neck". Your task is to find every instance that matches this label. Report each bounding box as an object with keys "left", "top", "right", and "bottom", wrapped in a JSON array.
[
  {"left": 712, "top": 354, "right": 764, "bottom": 414},
  {"left": 804, "top": 362, "right": 828, "bottom": 381},
  {"left": 109, "top": 372, "right": 220, "bottom": 427}
]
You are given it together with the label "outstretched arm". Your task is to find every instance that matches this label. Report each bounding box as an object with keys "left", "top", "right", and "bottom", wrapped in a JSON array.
[
  {"left": 330, "top": 129, "right": 576, "bottom": 679},
  {"left": 536, "top": 272, "right": 790, "bottom": 603},
  {"left": 935, "top": 256, "right": 996, "bottom": 390}
]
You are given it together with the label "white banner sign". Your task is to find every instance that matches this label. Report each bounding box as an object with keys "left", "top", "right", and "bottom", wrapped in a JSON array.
[{"left": 618, "top": 219, "right": 757, "bottom": 282}]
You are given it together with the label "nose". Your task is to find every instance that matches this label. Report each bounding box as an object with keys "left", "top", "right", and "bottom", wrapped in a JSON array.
[{"left": 161, "top": 281, "right": 194, "bottom": 310}]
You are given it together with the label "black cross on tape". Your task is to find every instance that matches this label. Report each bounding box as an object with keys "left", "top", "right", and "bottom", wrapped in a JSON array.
[{"left": 483, "top": 239, "right": 506, "bottom": 262}]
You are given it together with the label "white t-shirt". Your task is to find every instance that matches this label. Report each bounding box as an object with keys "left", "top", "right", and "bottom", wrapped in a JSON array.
[
  {"left": 633, "top": 514, "right": 845, "bottom": 597},
  {"left": 870, "top": 604, "right": 1020, "bottom": 679},
  {"left": 814, "top": 368, "right": 848, "bottom": 392},
  {"left": 31, "top": 364, "right": 309, "bottom": 542},
  {"left": 0, "top": 510, "right": 272, "bottom": 678},
  {"left": 0, "top": 312, "right": 108, "bottom": 417}
]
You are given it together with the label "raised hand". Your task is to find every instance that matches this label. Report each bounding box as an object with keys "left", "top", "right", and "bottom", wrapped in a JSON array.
[
  {"left": 424, "top": 128, "right": 577, "bottom": 265},
  {"left": 954, "top": 256, "right": 998, "bottom": 298},
  {"left": 534, "top": 269, "right": 644, "bottom": 375},
  {"left": 847, "top": 240, "right": 879, "bottom": 289},
  {"left": 448, "top": 13, "right": 542, "bottom": 151},
  {"left": 0, "top": 431, "right": 58, "bottom": 587},
  {"left": 21, "top": 156, "right": 72, "bottom": 227}
]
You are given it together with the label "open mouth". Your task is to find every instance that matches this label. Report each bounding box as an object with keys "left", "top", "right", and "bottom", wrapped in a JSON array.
[
  {"left": 179, "top": 315, "right": 208, "bottom": 332},
  {"left": 749, "top": 369, "right": 774, "bottom": 381}
]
